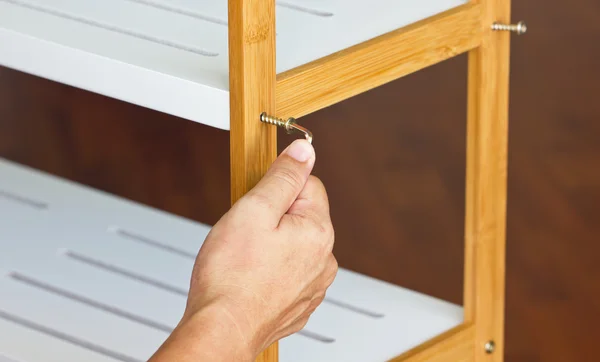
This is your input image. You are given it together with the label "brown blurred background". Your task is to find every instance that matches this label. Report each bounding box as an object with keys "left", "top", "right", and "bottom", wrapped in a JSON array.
[{"left": 1, "top": 0, "right": 599, "bottom": 361}]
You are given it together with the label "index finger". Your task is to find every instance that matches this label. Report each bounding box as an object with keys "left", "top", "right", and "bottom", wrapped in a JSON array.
[{"left": 286, "top": 176, "right": 331, "bottom": 222}]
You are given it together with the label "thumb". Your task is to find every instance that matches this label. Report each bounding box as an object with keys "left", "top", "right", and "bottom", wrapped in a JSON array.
[{"left": 246, "top": 139, "right": 316, "bottom": 226}]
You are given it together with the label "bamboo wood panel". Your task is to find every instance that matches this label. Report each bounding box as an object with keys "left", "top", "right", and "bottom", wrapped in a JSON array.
[
  {"left": 275, "top": 3, "right": 482, "bottom": 120},
  {"left": 227, "top": 0, "right": 278, "bottom": 359},
  {"left": 390, "top": 325, "right": 476, "bottom": 362},
  {"left": 464, "top": 0, "right": 511, "bottom": 361}
]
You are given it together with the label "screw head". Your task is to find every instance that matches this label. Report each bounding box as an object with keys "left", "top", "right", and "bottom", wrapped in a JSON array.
[
  {"left": 516, "top": 21, "right": 528, "bottom": 35},
  {"left": 485, "top": 340, "right": 496, "bottom": 354}
]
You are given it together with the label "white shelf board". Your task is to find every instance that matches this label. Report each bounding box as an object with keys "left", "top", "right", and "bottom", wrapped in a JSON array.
[
  {"left": 0, "top": 0, "right": 467, "bottom": 130},
  {"left": 0, "top": 158, "right": 463, "bottom": 362}
]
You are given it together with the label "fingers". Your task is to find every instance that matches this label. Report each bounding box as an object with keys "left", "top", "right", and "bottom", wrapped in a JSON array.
[
  {"left": 287, "top": 176, "right": 330, "bottom": 222},
  {"left": 324, "top": 254, "right": 338, "bottom": 287},
  {"left": 259, "top": 254, "right": 339, "bottom": 347},
  {"left": 282, "top": 175, "right": 335, "bottom": 254},
  {"left": 243, "top": 140, "right": 316, "bottom": 227}
]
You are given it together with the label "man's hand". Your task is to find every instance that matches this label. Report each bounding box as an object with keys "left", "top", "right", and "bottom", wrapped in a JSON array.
[{"left": 150, "top": 139, "right": 337, "bottom": 362}]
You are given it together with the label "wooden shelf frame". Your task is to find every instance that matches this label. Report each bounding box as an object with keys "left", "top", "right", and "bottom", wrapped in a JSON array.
[
  {"left": 276, "top": 3, "right": 482, "bottom": 120},
  {"left": 228, "top": 0, "right": 512, "bottom": 361}
]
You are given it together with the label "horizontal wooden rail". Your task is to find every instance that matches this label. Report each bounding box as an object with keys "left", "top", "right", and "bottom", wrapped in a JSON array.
[
  {"left": 276, "top": 3, "right": 482, "bottom": 119},
  {"left": 389, "top": 323, "right": 475, "bottom": 362}
]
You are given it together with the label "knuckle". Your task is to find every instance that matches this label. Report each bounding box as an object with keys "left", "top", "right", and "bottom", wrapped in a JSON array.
[
  {"left": 307, "top": 175, "right": 325, "bottom": 190},
  {"left": 309, "top": 221, "right": 335, "bottom": 255},
  {"left": 325, "top": 255, "right": 339, "bottom": 284},
  {"left": 311, "top": 214, "right": 333, "bottom": 235},
  {"left": 329, "top": 255, "right": 339, "bottom": 270},
  {"left": 307, "top": 176, "right": 329, "bottom": 203},
  {"left": 326, "top": 272, "right": 337, "bottom": 287},
  {"left": 314, "top": 292, "right": 326, "bottom": 305},
  {"left": 318, "top": 221, "right": 335, "bottom": 243},
  {"left": 326, "top": 222, "right": 335, "bottom": 239},
  {"left": 296, "top": 317, "right": 310, "bottom": 331},
  {"left": 308, "top": 293, "right": 326, "bottom": 312},
  {"left": 331, "top": 257, "right": 339, "bottom": 276}
]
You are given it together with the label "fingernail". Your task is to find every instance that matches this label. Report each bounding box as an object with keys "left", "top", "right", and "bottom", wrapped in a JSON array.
[{"left": 284, "top": 140, "right": 314, "bottom": 163}]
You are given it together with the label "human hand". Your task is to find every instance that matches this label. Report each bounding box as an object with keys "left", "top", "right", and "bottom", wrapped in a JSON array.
[{"left": 181, "top": 139, "right": 337, "bottom": 360}]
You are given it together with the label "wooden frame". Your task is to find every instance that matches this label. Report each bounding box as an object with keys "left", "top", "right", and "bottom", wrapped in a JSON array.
[
  {"left": 228, "top": 0, "right": 279, "bottom": 360},
  {"left": 227, "top": 0, "right": 512, "bottom": 361}
]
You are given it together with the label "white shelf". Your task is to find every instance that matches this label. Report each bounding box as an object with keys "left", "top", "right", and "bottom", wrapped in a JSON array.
[
  {"left": 0, "top": 0, "right": 467, "bottom": 130},
  {"left": 0, "top": 158, "right": 463, "bottom": 362}
]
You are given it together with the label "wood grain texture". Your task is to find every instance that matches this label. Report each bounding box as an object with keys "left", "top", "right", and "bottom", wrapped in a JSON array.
[
  {"left": 464, "top": 0, "right": 511, "bottom": 361},
  {"left": 255, "top": 343, "right": 278, "bottom": 362},
  {"left": 228, "top": 0, "right": 278, "bottom": 360},
  {"left": 275, "top": 3, "right": 482, "bottom": 120},
  {"left": 228, "top": 0, "right": 277, "bottom": 203},
  {"left": 390, "top": 325, "right": 475, "bottom": 362}
]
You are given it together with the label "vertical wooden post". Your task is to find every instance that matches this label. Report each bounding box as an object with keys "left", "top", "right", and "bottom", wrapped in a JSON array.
[
  {"left": 228, "top": 0, "right": 278, "bottom": 361},
  {"left": 464, "top": 0, "right": 511, "bottom": 361}
]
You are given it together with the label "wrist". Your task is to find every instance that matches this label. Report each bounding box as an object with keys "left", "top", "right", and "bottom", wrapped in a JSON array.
[
  {"left": 182, "top": 299, "right": 259, "bottom": 361},
  {"left": 151, "top": 299, "right": 258, "bottom": 362}
]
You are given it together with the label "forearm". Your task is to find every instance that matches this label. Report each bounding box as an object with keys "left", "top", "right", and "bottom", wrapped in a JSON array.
[{"left": 149, "top": 303, "right": 255, "bottom": 362}]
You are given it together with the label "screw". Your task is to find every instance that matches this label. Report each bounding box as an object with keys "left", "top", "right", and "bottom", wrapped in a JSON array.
[
  {"left": 485, "top": 340, "right": 496, "bottom": 354},
  {"left": 260, "top": 113, "right": 313, "bottom": 144},
  {"left": 491, "top": 21, "right": 527, "bottom": 35}
]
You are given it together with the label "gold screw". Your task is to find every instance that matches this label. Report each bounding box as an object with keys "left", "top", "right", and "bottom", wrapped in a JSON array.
[
  {"left": 492, "top": 21, "right": 528, "bottom": 35},
  {"left": 260, "top": 113, "right": 313, "bottom": 144}
]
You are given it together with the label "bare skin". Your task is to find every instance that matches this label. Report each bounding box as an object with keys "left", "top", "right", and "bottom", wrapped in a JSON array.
[{"left": 149, "top": 139, "right": 338, "bottom": 361}]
